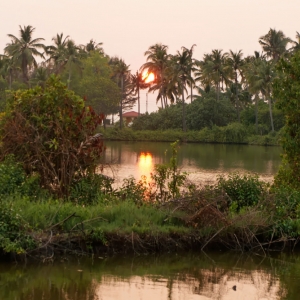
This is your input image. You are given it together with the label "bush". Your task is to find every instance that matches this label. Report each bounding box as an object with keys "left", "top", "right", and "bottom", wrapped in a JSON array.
[
  {"left": 0, "top": 200, "right": 36, "bottom": 253},
  {"left": 217, "top": 172, "right": 266, "bottom": 211},
  {"left": 0, "top": 155, "right": 42, "bottom": 198},
  {"left": 70, "top": 173, "right": 113, "bottom": 205},
  {"left": 0, "top": 76, "right": 105, "bottom": 198}
]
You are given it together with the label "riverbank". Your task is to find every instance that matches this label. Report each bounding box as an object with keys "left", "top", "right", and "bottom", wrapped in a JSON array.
[
  {"left": 100, "top": 127, "right": 280, "bottom": 146},
  {"left": 1, "top": 174, "right": 299, "bottom": 261}
]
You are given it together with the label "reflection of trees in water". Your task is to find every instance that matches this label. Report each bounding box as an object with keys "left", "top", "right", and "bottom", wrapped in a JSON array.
[{"left": 0, "top": 253, "right": 290, "bottom": 300}]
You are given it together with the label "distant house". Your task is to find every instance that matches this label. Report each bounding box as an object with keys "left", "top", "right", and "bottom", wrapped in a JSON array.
[{"left": 122, "top": 111, "right": 139, "bottom": 125}]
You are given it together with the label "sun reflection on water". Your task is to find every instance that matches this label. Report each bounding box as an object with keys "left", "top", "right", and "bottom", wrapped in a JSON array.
[{"left": 138, "top": 152, "right": 153, "bottom": 182}]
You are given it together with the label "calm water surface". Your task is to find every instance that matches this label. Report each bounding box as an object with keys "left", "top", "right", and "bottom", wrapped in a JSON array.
[
  {"left": 1, "top": 252, "right": 299, "bottom": 300},
  {"left": 101, "top": 142, "right": 281, "bottom": 186}
]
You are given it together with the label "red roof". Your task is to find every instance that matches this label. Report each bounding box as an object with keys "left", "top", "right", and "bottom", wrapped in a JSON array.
[{"left": 122, "top": 111, "right": 139, "bottom": 117}]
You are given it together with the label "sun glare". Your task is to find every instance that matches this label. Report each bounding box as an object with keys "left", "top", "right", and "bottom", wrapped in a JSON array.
[{"left": 142, "top": 71, "right": 155, "bottom": 83}]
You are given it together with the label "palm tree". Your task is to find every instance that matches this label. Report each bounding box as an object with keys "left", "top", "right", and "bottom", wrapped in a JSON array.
[
  {"left": 59, "top": 40, "right": 84, "bottom": 89},
  {"left": 84, "top": 39, "right": 104, "bottom": 54},
  {"left": 172, "top": 47, "right": 195, "bottom": 131},
  {"left": 195, "top": 49, "right": 229, "bottom": 101},
  {"left": 4, "top": 25, "right": 45, "bottom": 85},
  {"left": 0, "top": 54, "right": 19, "bottom": 89},
  {"left": 110, "top": 57, "right": 130, "bottom": 128},
  {"left": 245, "top": 57, "right": 275, "bottom": 132},
  {"left": 30, "top": 64, "right": 49, "bottom": 88},
  {"left": 290, "top": 31, "right": 300, "bottom": 53},
  {"left": 45, "top": 33, "right": 69, "bottom": 73},
  {"left": 141, "top": 44, "right": 170, "bottom": 109},
  {"left": 259, "top": 28, "right": 291, "bottom": 61},
  {"left": 181, "top": 45, "right": 196, "bottom": 103},
  {"left": 130, "top": 71, "right": 149, "bottom": 116},
  {"left": 225, "top": 50, "right": 244, "bottom": 122}
]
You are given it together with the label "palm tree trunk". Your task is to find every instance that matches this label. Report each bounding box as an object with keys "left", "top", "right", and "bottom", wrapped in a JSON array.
[
  {"left": 182, "top": 83, "right": 186, "bottom": 132},
  {"left": 68, "top": 66, "right": 72, "bottom": 89},
  {"left": 235, "top": 73, "right": 240, "bottom": 122},
  {"left": 138, "top": 86, "right": 140, "bottom": 116},
  {"left": 268, "top": 94, "right": 274, "bottom": 132},
  {"left": 160, "top": 96, "right": 164, "bottom": 109},
  {"left": 119, "top": 76, "right": 124, "bottom": 129},
  {"left": 255, "top": 94, "right": 258, "bottom": 134}
]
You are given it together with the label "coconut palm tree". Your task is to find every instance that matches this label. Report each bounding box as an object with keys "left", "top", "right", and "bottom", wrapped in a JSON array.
[
  {"left": 225, "top": 50, "right": 244, "bottom": 122},
  {"left": 45, "top": 33, "right": 69, "bottom": 73},
  {"left": 172, "top": 47, "right": 195, "bottom": 131},
  {"left": 259, "top": 28, "right": 291, "bottom": 61},
  {"left": 290, "top": 31, "right": 300, "bottom": 53},
  {"left": 195, "top": 49, "right": 229, "bottom": 101},
  {"left": 181, "top": 44, "right": 196, "bottom": 103},
  {"left": 0, "top": 54, "right": 19, "bottom": 89},
  {"left": 60, "top": 40, "right": 84, "bottom": 89},
  {"left": 4, "top": 25, "right": 45, "bottom": 85},
  {"left": 84, "top": 39, "right": 104, "bottom": 54},
  {"left": 141, "top": 44, "right": 170, "bottom": 109},
  {"left": 109, "top": 57, "right": 130, "bottom": 128},
  {"left": 130, "top": 71, "right": 149, "bottom": 116},
  {"left": 245, "top": 57, "right": 276, "bottom": 132}
]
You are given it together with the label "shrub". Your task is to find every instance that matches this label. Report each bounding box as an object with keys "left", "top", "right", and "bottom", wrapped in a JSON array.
[
  {"left": 217, "top": 172, "right": 266, "bottom": 211},
  {"left": 0, "top": 76, "right": 104, "bottom": 198},
  {"left": 0, "top": 155, "right": 42, "bottom": 197},
  {"left": 0, "top": 200, "right": 36, "bottom": 254}
]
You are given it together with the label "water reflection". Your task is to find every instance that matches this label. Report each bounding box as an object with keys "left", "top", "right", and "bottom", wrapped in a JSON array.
[
  {"left": 0, "top": 252, "right": 293, "bottom": 300},
  {"left": 138, "top": 152, "right": 153, "bottom": 181},
  {"left": 101, "top": 141, "right": 281, "bottom": 185}
]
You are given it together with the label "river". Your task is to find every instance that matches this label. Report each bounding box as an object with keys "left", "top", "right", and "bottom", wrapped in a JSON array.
[
  {"left": 101, "top": 141, "right": 281, "bottom": 186},
  {"left": 1, "top": 251, "right": 299, "bottom": 299}
]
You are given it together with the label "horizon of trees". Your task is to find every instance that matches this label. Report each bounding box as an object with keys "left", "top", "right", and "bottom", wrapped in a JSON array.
[{"left": 0, "top": 25, "right": 299, "bottom": 132}]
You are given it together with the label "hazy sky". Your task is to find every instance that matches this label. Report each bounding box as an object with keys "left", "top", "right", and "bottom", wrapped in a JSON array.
[{"left": 1, "top": 0, "right": 299, "bottom": 113}]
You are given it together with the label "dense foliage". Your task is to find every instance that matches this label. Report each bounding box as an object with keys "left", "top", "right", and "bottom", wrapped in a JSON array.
[
  {"left": 0, "top": 76, "right": 104, "bottom": 197},
  {"left": 273, "top": 51, "right": 300, "bottom": 188}
]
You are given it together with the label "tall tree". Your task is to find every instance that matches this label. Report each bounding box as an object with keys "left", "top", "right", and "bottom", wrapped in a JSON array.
[
  {"left": 259, "top": 28, "right": 291, "bottom": 61},
  {"left": 181, "top": 45, "right": 196, "bottom": 103},
  {"left": 225, "top": 50, "right": 244, "bottom": 122},
  {"left": 141, "top": 44, "right": 170, "bottom": 109},
  {"left": 45, "top": 33, "right": 69, "bottom": 73},
  {"left": 195, "top": 49, "right": 229, "bottom": 101},
  {"left": 4, "top": 25, "right": 45, "bottom": 85},
  {"left": 172, "top": 47, "right": 195, "bottom": 131},
  {"left": 130, "top": 71, "right": 149, "bottom": 116},
  {"left": 61, "top": 40, "right": 84, "bottom": 89},
  {"left": 109, "top": 57, "right": 131, "bottom": 129}
]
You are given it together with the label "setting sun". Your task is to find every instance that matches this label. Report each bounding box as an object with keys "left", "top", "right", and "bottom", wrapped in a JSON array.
[{"left": 142, "top": 71, "right": 155, "bottom": 83}]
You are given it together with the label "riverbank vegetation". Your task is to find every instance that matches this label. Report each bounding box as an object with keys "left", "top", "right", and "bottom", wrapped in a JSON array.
[{"left": 1, "top": 26, "right": 300, "bottom": 259}]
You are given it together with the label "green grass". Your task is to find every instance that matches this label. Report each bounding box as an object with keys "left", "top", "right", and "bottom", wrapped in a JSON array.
[{"left": 10, "top": 197, "right": 189, "bottom": 236}]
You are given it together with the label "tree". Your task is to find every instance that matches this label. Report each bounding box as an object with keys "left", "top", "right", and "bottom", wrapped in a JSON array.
[
  {"left": 172, "top": 47, "right": 195, "bottom": 131},
  {"left": 0, "top": 76, "right": 104, "bottom": 197},
  {"left": 83, "top": 39, "right": 104, "bottom": 54},
  {"left": 259, "top": 28, "right": 291, "bottom": 61},
  {"left": 130, "top": 71, "right": 149, "bottom": 116},
  {"left": 61, "top": 40, "right": 85, "bottom": 89},
  {"left": 141, "top": 44, "right": 170, "bottom": 109},
  {"left": 225, "top": 50, "right": 244, "bottom": 122},
  {"left": 195, "top": 49, "right": 229, "bottom": 101},
  {"left": 109, "top": 57, "right": 132, "bottom": 128},
  {"left": 181, "top": 45, "right": 197, "bottom": 103},
  {"left": 273, "top": 51, "right": 300, "bottom": 187},
  {"left": 45, "top": 33, "right": 70, "bottom": 73},
  {"left": 75, "top": 52, "right": 120, "bottom": 127},
  {"left": 4, "top": 25, "right": 45, "bottom": 85}
]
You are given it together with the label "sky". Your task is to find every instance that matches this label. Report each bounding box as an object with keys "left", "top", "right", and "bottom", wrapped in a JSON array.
[{"left": 1, "top": 0, "right": 299, "bottom": 113}]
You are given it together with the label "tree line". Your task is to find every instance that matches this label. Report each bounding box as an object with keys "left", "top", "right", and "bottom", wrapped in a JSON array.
[{"left": 0, "top": 26, "right": 299, "bottom": 131}]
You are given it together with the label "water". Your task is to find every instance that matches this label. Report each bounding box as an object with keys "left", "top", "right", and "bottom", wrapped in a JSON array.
[
  {"left": 1, "top": 252, "right": 299, "bottom": 300},
  {"left": 101, "top": 141, "right": 281, "bottom": 186}
]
